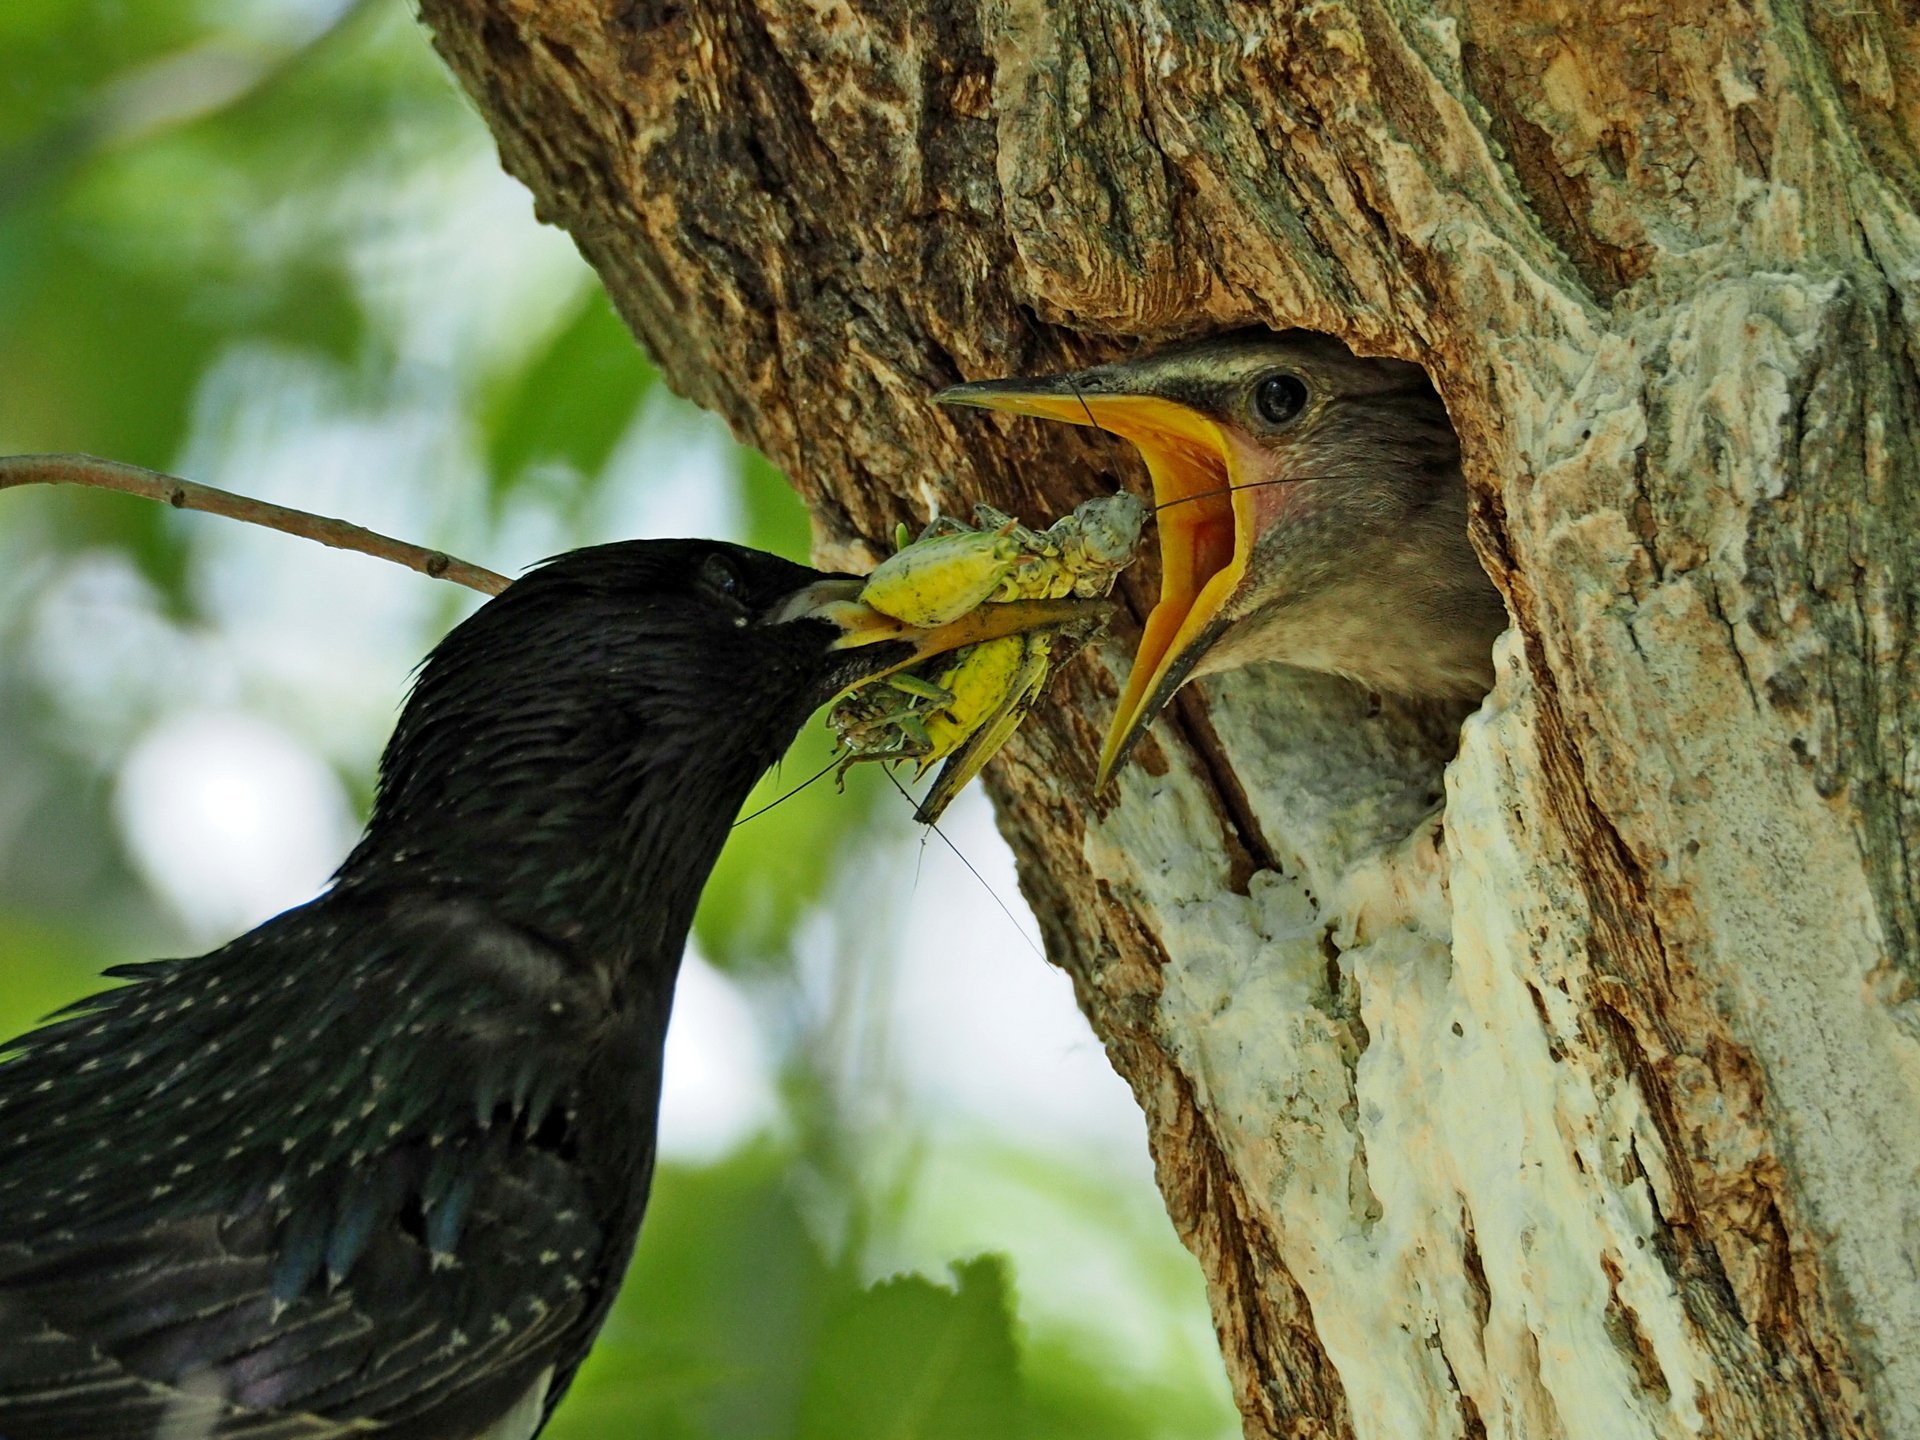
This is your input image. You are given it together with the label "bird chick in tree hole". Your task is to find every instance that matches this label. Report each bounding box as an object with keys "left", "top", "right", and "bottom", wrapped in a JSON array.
[{"left": 941, "top": 329, "right": 1509, "bottom": 783}]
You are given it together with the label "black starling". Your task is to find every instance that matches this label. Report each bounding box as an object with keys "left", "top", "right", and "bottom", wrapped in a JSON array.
[
  {"left": 940, "top": 331, "right": 1508, "bottom": 781},
  {"left": 0, "top": 540, "right": 1097, "bottom": 1440}
]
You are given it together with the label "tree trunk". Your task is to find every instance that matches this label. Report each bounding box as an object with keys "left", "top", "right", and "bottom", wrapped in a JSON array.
[{"left": 419, "top": 2, "right": 1920, "bottom": 1435}]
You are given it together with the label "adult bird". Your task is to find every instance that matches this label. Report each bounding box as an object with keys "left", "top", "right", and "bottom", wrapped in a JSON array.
[
  {"left": 939, "top": 330, "right": 1507, "bottom": 783},
  {"left": 0, "top": 540, "right": 1096, "bottom": 1440}
]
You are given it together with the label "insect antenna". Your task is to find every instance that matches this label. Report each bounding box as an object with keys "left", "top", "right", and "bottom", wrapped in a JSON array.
[
  {"left": 1066, "top": 367, "right": 1103, "bottom": 435},
  {"left": 881, "top": 766, "right": 1043, "bottom": 961},
  {"left": 1014, "top": 304, "right": 1107, "bottom": 438},
  {"left": 732, "top": 754, "right": 842, "bottom": 828},
  {"left": 1149, "top": 475, "right": 1326, "bottom": 516}
]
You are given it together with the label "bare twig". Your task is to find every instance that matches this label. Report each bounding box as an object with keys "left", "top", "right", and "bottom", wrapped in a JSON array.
[{"left": 0, "top": 453, "right": 510, "bottom": 596}]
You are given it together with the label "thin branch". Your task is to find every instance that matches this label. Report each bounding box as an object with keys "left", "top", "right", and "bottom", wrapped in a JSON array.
[{"left": 0, "top": 453, "right": 509, "bottom": 596}]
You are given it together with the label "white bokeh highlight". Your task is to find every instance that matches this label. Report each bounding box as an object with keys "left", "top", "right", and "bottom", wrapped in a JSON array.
[
  {"left": 885, "top": 788, "right": 1150, "bottom": 1161},
  {"left": 658, "top": 949, "right": 781, "bottom": 1164},
  {"left": 114, "top": 709, "right": 357, "bottom": 942}
]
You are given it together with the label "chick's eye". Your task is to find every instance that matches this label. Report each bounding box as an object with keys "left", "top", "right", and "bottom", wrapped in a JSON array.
[{"left": 1253, "top": 372, "right": 1310, "bottom": 428}]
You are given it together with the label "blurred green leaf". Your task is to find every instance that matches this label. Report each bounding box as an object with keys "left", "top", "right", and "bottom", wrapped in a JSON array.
[
  {"left": 193, "top": 6, "right": 467, "bottom": 178},
  {"left": 236, "top": 260, "right": 367, "bottom": 364},
  {"left": 799, "top": 1257, "right": 1024, "bottom": 1440},
  {"left": 0, "top": 2, "right": 204, "bottom": 152},
  {"left": 739, "top": 448, "right": 813, "bottom": 559},
  {"left": 1025, "top": 1331, "right": 1233, "bottom": 1440},
  {"left": 557, "top": 1155, "right": 1031, "bottom": 1440},
  {"left": 695, "top": 720, "right": 886, "bottom": 969},
  {"left": 484, "top": 292, "right": 654, "bottom": 506},
  {"left": 550, "top": 1145, "right": 838, "bottom": 1440},
  {"left": 0, "top": 211, "right": 228, "bottom": 468},
  {"left": 0, "top": 908, "right": 115, "bottom": 1042}
]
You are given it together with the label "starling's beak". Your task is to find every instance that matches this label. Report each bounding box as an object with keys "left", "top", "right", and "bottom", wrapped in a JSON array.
[
  {"left": 775, "top": 578, "right": 1111, "bottom": 695},
  {"left": 938, "top": 374, "right": 1260, "bottom": 786}
]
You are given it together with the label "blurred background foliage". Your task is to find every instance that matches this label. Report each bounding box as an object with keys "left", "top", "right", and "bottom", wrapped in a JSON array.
[{"left": 0, "top": 2, "right": 1235, "bottom": 1435}]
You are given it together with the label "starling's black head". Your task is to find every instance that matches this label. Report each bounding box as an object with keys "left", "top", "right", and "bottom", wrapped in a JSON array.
[
  {"left": 332, "top": 539, "right": 1104, "bottom": 968},
  {"left": 334, "top": 541, "right": 909, "bottom": 966}
]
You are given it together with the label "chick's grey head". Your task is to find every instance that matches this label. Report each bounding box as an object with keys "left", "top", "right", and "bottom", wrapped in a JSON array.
[{"left": 940, "top": 330, "right": 1506, "bottom": 783}]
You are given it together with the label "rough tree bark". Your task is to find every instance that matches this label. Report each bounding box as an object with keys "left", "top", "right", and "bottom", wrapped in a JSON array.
[{"left": 419, "top": 2, "right": 1920, "bottom": 1436}]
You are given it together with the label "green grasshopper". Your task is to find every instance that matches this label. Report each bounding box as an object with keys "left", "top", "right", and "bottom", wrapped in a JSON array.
[{"left": 830, "top": 493, "right": 1146, "bottom": 822}]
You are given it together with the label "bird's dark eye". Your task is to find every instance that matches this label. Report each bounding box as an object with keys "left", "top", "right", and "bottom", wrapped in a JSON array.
[
  {"left": 1253, "top": 372, "right": 1310, "bottom": 428},
  {"left": 699, "top": 553, "right": 748, "bottom": 609}
]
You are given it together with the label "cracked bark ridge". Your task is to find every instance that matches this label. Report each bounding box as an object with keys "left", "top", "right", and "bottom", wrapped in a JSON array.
[{"left": 422, "top": 1, "right": 1920, "bottom": 1436}]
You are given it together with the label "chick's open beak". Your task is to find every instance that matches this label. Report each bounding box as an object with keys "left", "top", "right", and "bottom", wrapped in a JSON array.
[
  {"left": 938, "top": 374, "right": 1260, "bottom": 786},
  {"left": 776, "top": 577, "right": 1110, "bottom": 693}
]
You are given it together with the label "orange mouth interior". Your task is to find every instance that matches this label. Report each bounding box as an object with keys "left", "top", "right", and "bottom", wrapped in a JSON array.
[{"left": 937, "top": 388, "right": 1251, "bottom": 784}]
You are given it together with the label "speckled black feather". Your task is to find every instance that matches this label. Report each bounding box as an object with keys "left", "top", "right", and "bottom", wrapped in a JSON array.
[{"left": 0, "top": 541, "right": 894, "bottom": 1440}]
